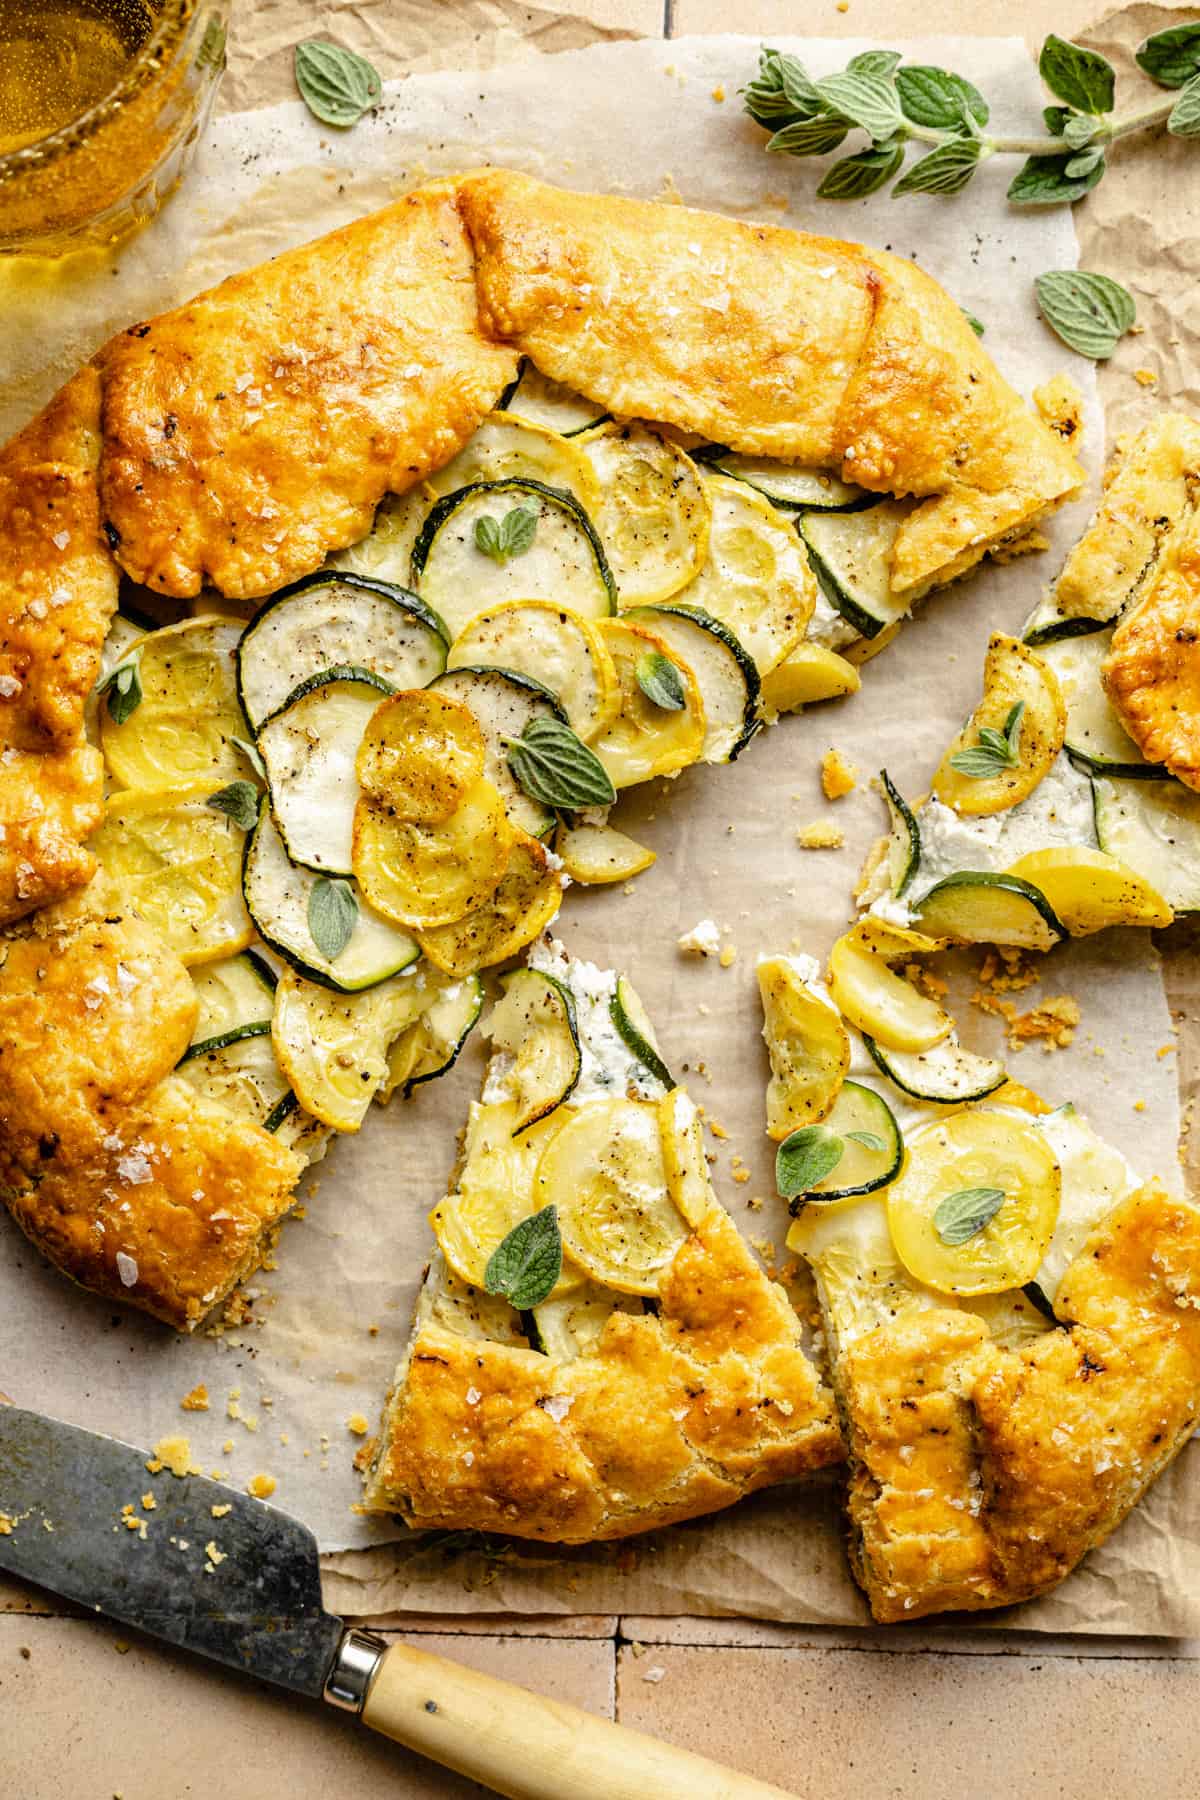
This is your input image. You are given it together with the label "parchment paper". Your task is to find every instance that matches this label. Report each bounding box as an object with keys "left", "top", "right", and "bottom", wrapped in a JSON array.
[{"left": 2, "top": 29, "right": 1196, "bottom": 1634}]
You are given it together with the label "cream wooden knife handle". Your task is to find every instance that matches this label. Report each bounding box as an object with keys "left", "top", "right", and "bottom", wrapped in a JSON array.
[{"left": 352, "top": 1635, "right": 795, "bottom": 1799}]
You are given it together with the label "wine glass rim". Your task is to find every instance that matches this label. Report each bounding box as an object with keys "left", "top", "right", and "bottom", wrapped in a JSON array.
[{"left": 0, "top": 0, "right": 197, "bottom": 180}]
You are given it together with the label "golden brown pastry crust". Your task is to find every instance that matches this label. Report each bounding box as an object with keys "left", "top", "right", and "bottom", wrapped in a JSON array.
[
  {"left": 457, "top": 169, "right": 1083, "bottom": 597},
  {"left": 1103, "top": 506, "right": 1200, "bottom": 789},
  {"left": 96, "top": 180, "right": 518, "bottom": 600},
  {"left": 841, "top": 1184, "right": 1200, "bottom": 1622},
  {"left": 363, "top": 1206, "right": 842, "bottom": 1541},
  {"left": 0, "top": 883, "right": 303, "bottom": 1331}
]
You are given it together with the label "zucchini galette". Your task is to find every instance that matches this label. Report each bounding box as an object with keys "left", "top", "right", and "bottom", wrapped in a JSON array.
[
  {"left": 362, "top": 939, "right": 841, "bottom": 1540},
  {"left": 760, "top": 938, "right": 1200, "bottom": 1620},
  {"left": 861, "top": 413, "right": 1200, "bottom": 943}
]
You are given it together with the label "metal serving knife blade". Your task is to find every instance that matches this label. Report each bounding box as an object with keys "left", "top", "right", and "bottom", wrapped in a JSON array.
[{"left": 0, "top": 1404, "right": 793, "bottom": 1800}]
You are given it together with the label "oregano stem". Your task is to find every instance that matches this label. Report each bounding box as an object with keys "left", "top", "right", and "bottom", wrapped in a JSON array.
[{"left": 982, "top": 92, "right": 1176, "bottom": 158}]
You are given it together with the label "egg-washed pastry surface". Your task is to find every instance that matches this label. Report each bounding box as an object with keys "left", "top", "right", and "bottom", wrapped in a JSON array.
[
  {"left": 860, "top": 414, "right": 1200, "bottom": 947},
  {"left": 759, "top": 930, "right": 1200, "bottom": 1621},
  {"left": 361, "top": 938, "right": 842, "bottom": 1542}
]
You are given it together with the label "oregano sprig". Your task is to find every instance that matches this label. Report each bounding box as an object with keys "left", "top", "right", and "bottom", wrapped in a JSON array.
[{"left": 949, "top": 701, "right": 1026, "bottom": 780}]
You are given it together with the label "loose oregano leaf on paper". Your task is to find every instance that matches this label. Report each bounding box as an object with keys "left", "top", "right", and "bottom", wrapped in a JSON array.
[
  {"left": 933, "top": 1186, "right": 1006, "bottom": 1246},
  {"left": 475, "top": 504, "right": 539, "bottom": 565},
  {"left": 635, "top": 650, "right": 687, "bottom": 712},
  {"left": 95, "top": 654, "right": 143, "bottom": 727},
  {"left": 1035, "top": 270, "right": 1136, "bottom": 359},
  {"left": 205, "top": 780, "right": 260, "bottom": 833},
  {"left": 768, "top": 116, "right": 851, "bottom": 158},
  {"left": 484, "top": 1204, "right": 563, "bottom": 1308},
  {"left": 1136, "top": 22, "right": 1200, "bottom": 89},
  {"left": 506, "top": 715, "right": 616, "bottom": 812},
  {"left": 776, "top": 1126, "right": 845, "bottom": 1200},
  {"left": 949, "top": 701, "right": 1026, "bottom": 779},
  {"left": 308, "top": 875, "right": 359, "bottom": 962},
  {"left": 294, "top": 40, "right": 382, "bottom": 129}
]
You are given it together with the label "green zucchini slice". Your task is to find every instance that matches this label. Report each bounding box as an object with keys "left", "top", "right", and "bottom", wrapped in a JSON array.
[
  {"left": 628, "top": 602, "right": 760, "bottom": 763},
  {"left": 1022, "top": 601, "right": 1118, "bottom": 647},
  {"left": 799, "top": 499, "right": 916, "bottom": 639},
  {"left": 780, "top": 1079, "right": 902, "bottom": 1208},
  {"left": 176, "top": 1027, "right": 329, "bottom": 1164},
  {"left": 431, "top": 665, "right": 567, "bottom": 838},
  {"left": 684, "top": 474, "right": 816, "bottom": 675},
  {"left": 381, "top": 969, "right": 485, "bottom": 1100},
  {"left": 693, "top": 446, "right": 868, "bottom": 513},
  {"left": 609, "top": 974, "right": 674, "bottom": 1090},
  {"left": 528, "top": 1285, "right": 643, "bottom": 1359},
  {"left": 331, "top": 489, "right": 434, "bottom": 590},
  {"left": 1092, "top": 774, "right": 1200, "bottom": 913},
  {"left": 410, "top": 478, "right": 617, "bottom": 641},
  {"left": 496, "top": 357, "right": 609, "bottom": 436},
  {"left": 242, "top": 804, "right": 419, "bottom": 992},
  {"left": 863, "top": 1032, "right": 1007, "bottom": 1105},
  {"left": 236, "top": 572, "right": 447, "bottom": 731},
  {"left": 487, "top": 968, "right": 582, "bottom": 1132},
  {"left": 1036, "top": 630, "right": 1168, "bottom": 779},
  {"left": 913, "top": 871, "right": 1067, "bottom": 950},
  {"left": 257, "top": 665, "right": 395, "bottom": 875},
  {"left": 880, "top": 768, "right": 921, "bottom": 898},
  {"left": 183, "top": 951, "right": 276, "bottom": 1057}
]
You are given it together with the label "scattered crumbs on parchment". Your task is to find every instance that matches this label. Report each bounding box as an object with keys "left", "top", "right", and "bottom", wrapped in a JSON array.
[
  {"left": 820, "top": 749, "right": 858, "bottom": 800},
  {"left": 718, "top": 944, "right": 737, "bottom": 969},
  {"left": 346, "top": 1413, "right": 370, "bottom": 1437},
  {"left": 1133, "top": 1099, "right": 1147, "bottom": 1112},
  {"left": 976, "top": 990, "right": 1081, "bottom": 1052},
  {"left": 247, "top": 1473, "right": 277, "bottom": 1500},
  {"left": 747, "top": 1194, "right": 766, "bottom": 1212},
  {"left": 140, "top": 1492, "right": 156, "bottom": 1511},
  {"left": 180, "top": 1383, "right": 209, "bottom": 1412},
  {"left": 797, "top": 822, "right": 844, "bottom": 850},
  {"left": 227, "top": 1389, "right": 259, "bottom": 1433},
  {"left": 707, "top": 1117, "right": 729, "bottom": 1141},
  {"left": 1134, "top": 368, "right": 1158, "bottom": 386},
  {"left": 905, "top": 961, "right": 949, "bottom": 1001}
]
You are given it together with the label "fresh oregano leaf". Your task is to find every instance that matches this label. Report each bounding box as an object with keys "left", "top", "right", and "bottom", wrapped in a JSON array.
[
  {"left": 474, "top": 514, "right": 503, "bottom": 562},
  {"left": 1007, "top": 151, "right": 1106, "bottom": 205},
  {"left": 949, "top": 700, "right": 1026, "bottom": 778},
  {"left": 294, "top": 39, "right": 382, "bottom": 129},
  {"left": 506, "top": 715, "right": 615, "bottom": 812},
  {"left": 1062, "top": 111, "right": 1099, "bottom": 149},
  {"left": 205, "top": 780, "right": 260, "bottom": 832},
  {"left": 776, "top": 1126, "right": 845, "bottom": 1200},
  {"left": 768, "top": 116, "right": 851, "bottom": 157},
  {"left": 1169, "top": 73, "right": 1200, "bottom": 138},
  {"left": 848, "top": 50, "right": 903, "bottom": 79},
  {"left": 814, "top": 70, "right": 904, "bottom": 143},
  {"left": 743, "top": 48, "right": 821, "bottom": 125},
  {"left": 895, "top": 65, "right": 989, "bottom": 130},
  {"left": 308, "top": 875, "right": 358, "bottom": 962},
  {"left": 1038, "top": 34, "right": 1116, "bottom": 115},
  {"left": 1136, "top": 21, "right": 1200, "bottom": 89},
  {"left": 893, "top": 137, "right": 982, "bottom": 197},
  {"left": 1064, "top": 146, "right": 1105, "bottom": 179},
  {"left": 962, "top": 309, "right": 985, "bottom": 336},
  {"left": 232, "top": 735, "right": 267, "bottom": 780},
  {"left": 96, "top": 654, "right": 143, "bottom": 727},
  {"left": 817, "top": 140, "right": 905, "bottom": 200},
  {"left": 476, "top": 504, "right": 538, "bottom": 563},
  {"left": 933, "top": 1185, "right": 1006, "bottom": 1246},
  {"left": 1035, "top": 269, "right": 1136, "bottom": 359},
  {"left": 635, "top": 650, "right": 687, "bottom": 712},
  {"left": 1043, "top": 104, "right": 1072, "bottom": 135},
  {"left": 845, "top": 1130, "right": 886, "bottom": 1152},
  {"left": 484, "top": 1204, "right": 562, "bottom": 1308}
]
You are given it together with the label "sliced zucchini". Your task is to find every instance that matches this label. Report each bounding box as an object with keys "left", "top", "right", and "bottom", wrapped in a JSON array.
[
  {"left": 683, "top": 474, "right": 816, "bottom": 674},
  {"left": 1004, "top": 846, "right": 1172, "bottom": 934},
  {"left": 788, "top": 1191, "right": 936, "bottom": 1349},
  {"left": 424, "top": 412, "right": 599, "bottom": 514},
  {"left": 932, "top": 634, "right": 1067, "bottom": 817},
  {"left": 432, "top": 666, "right": 567, "bottom": 837},
  {"left": 592, "top": 617, "right": 706, "bottom": 788},
  {"left": 1035, "top": 628, "right": 1168, "bottom": 778},
  {"left": 578, "top": 422, "right": 710, "bottom": 606},
  {"left": 243, "top": 805, "right": 419, "bottom": 991},
  {"left": 87, "top": 613, "right": 148, "bottom": 744},
  {"left": 799, "top": 500, "right": 915, "bottom": 640},
  {"left": 1022, "top": 600, "right": 1114, "bottom": 648},
  {"left": 528, "top": 1285, "right": 642, "bottom": 1360},
  {"left": 658, "top": 1087, "right": 715, "bottom": 1228},
  {"left": 354, "top": 776, "right": 514, "bottom": 932},
  {"left": 827, "top": 927, "right": 952, "bottom": 1054},
  {"left": 780, "top": 1080, "right": 902, "bottom": 1207},
  {"left": 262, "top": 1089, "right": 333, "bottom": 1164},
  {"left": 628, "top": 602, "right": 760, "bottom": 763},
  {"left": 487, "top": 968, "right": 582, "bottom": 1132},
  {"left": 236, "top": 573, "right": 447, "bottom": 732},
  {"left": 184, "top": 950, "right": 276, "bottom": 1053},
  {"left": 177, "top": 1026, "right": 282, "bottom": 1123},
  {"left": 864, "top": 1032, "right": 1007, "bottom": 1105},
  {"left": 1032, "top": 1105, "right": 1136, "bottom": 1304},
  {"left": 1092, "top": 775, "right": 1200, "bottom": 913},
  {"left": 555, "top": 822, "right": 655, "bottom": 885},
  {"left": 431, "top": 1103, "right": 578, "bottom": 1295},
  {"left": 758, "top": 642, "right": 861, "bottom": 717},
  {"left": 446, "top": 599, "right": 620, "bottom": 743},
  {"left": 497, "top": 358, "right": 608, "bottom": 436},
  {"left": 91, "top": 780, "right": 253, "bottom": 967},
  {"left": 610, "top": 974, "right": 674, "bottom": 1090},
  {"left": 380, "top": 969, "right": 484, "bottom": 1101},
  {"left": 271, "top": 966, "right": 427, "bottom": 1133},
  {"left": 330, "top": 488, "right": 434, "bottom": 588},
  {"left": 100, "top": 616, "right": 250, "bottom": 792},
  {"left": 415, "top": 830, "right": 563, "bottom": 976},
  {"left": 880, "top": 769, "right": 920, "bottom": 899},
  {"left": 758, "top": 956, "right": 850, "bottom": 1140},
  {"left": 692, "top": 447, "right": 868, "bottom": 512},
  {"left": 258, "top": 667, "right": 395, "bottom": 875},
  {"left": 912, "top": 871, "right": 1067, "bottom": 951},
  {"left": 410, "top": 479, "right": 616, "bottom": 641}
]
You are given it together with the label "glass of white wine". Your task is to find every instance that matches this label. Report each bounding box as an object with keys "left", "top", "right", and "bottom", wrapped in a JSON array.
[{"left": 0, "top": 0, "right": 230, "bottom": 254}]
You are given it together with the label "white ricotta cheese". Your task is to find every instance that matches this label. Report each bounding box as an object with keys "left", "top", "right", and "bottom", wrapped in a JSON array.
[
  {"left": 805, "top": 587, "right": 860, "bottom": 652},
  {"left": 527, "top": 937, "right": 662, "bottom": 1103},
  {"left": 677, "top": 918, "right": 721, "bottom": 958}
]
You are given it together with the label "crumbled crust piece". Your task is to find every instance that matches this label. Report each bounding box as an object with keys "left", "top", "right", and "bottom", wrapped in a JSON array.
[
  {"left": 820, "top": 748, "right": 858, "bottom": 800},
  {"left": 247, "top": 1474, "right": 277, "bottom": 1500},
  {"left": 974, "top": 988, "right": 1080, "bottom": 1052},
  {"left": 797, "top": 822, "right": 844, "bottom": 850},
  {"left": 145, "top": 1437, "right": 200, "bottom": 1479},
  {"left": 180, "top": 1384, "right": 210, "bottom": 1412}
]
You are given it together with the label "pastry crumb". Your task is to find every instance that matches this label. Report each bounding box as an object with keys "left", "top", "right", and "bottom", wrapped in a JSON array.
[
  {"left": 204, "top": 1540, "right": 226, "bottom": 1567},
  {"left": 976, "top": 991, "right": 1081, "bottom": 1051},
  {"left": 247, "top": 1473, "right": 277, "bottom": 1500},
  {"left": 1134, "top": 368, "right": 1158, "bottom": 386},
  {"left": 718, "top": 944, "right": 737, "bottom": 969},
  {"left": 346, "top": 1413, "right": 370, "bottom": 1437},
  {"left": 211, "top": 1503, "right": 232, "bottom": 1518},
  {"left": 711, "top": 85, "right": 726, "bottom": 102},
  {"left": 146, "top": 1436, "right": 200, "bottom": 1479},
  {"left": 180, "top": 1383, "right": 209, "bottom": 1412},
  {"left": 797, "top": 822, "right": 844, "bottom": 850},
  {"left": 820, "top": 749, "right": 858, "bottom": 800}
]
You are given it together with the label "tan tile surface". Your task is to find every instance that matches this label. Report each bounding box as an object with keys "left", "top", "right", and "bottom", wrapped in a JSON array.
[
  {"left": 669, "top": 0, "right": 1104, "bottom": 49},
  {"left": 621, "top": 1613, "right": 1200, "bottom": 1657}
]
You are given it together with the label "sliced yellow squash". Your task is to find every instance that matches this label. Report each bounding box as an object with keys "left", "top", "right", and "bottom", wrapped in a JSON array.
[
  {"left": 886, "top": 1110, "right": 1061, "bottom": 1296},
  {"left": 933, "top": 633, "right": 1067, "bottom": 816},
  {"left": 425, "top": 412, "right": 600, "bottom": 514},
  {"left": 534, "top": 1097, "right": 689, "bottom": 1295},
  {"left": 446, "top": 599, "right": 620, "bottom": 743},
  {"left": 578, "top": 421, "right": 710, "bottom": 606},
  {"left": 353, "top": 777, "right": 513, "bottom": 931},
  {"left": 759, "top": 642, "right": 861, "bottom": 716},
  {"left": 100, "top": 617, "right": 250, "bottom": 792},
  {"left": 658, "top": 1087, "right": 716, "bottom": 1229},
  {"left": 682, "top": 474, "right": 817, "bottom": 674},
  {"left": 91, "top": 780, "right": 252, "bottom": 966},
  {"left": 592, "top": 617, "right": 706, "bottom": 788},
  {"left": 555, "top": 821, "right": 656, "bottom": 885},
  {"left": 431, "top": 1101, "right": 580, "bottom": 1293},
  {"left": 757, "top": 956, "right": 851, "bottom": 1140},
  {"left": 1004, "top": 846, "right": 1172, "bottom": 934},
  {"left": 843, "top": 620, "right": 902, "bottom": 666},
  {"left": 330, "top": 487, "right": 434, "bottom": 587},
  {"left": 356, "top": 688, "right": 487, "bottom": 826},
  {"left": 827, "top": 924, "right": 952, "bottom": 1054},
  {"left": 416, "top": 831, "right": 564, "bottom": 976},
  {"left": 487, "top": 968, "right": 582, "bottom": 1133},
  {"left": 271, "top": 967, "right": 426, "bottom": 1133}
]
